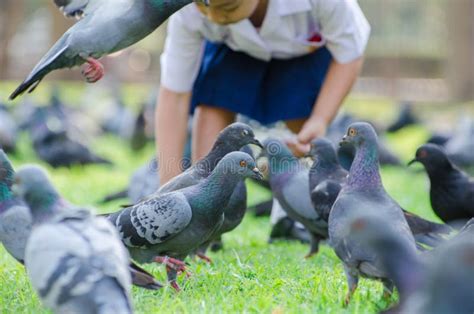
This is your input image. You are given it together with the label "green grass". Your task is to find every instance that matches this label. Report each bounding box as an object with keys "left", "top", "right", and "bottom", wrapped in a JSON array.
[{"left": 0, "top": 85, "right": 467, "bottom": 313}]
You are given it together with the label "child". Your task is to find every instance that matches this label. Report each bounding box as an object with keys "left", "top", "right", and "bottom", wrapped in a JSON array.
[{"left": 155, "top": 0, "right": 370, "bottom": 237}]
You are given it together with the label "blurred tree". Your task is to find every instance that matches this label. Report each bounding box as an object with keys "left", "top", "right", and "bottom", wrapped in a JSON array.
[
  {"left": 0, "top": 0, "right": 24, "bottom": 80},
  {"left": 446, "top": 0, "right": 474, "bottom": 101}
]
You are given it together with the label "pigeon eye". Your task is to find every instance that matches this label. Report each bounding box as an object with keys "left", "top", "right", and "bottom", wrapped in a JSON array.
[
  {"left": 239, "top": 160, "right": 247, "bottom": 167},
  {"left": 349, "top": 128, "right": 357, "bottom": 136},
  {"left": 242, "top": 130, "right": 249, "bottom": 136},
  {"left": 419, "top": 150, "right": 428, "bottom": 158}
]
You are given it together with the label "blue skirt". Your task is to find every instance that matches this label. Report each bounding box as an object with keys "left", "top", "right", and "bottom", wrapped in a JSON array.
[{"left": 191, "top": 42, "right": 332, "bottom": 125}]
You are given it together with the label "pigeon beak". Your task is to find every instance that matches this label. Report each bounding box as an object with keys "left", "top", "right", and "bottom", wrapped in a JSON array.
[
  {"left": 407, "top": 158, "right": 418, "bottom": 166},
  {"left": 339, "top": 135, "right": 348, "bottom": 147},
  {"left": 11, "top": 181, "right": 20, "bottom": 198},
  {"left": 251, "top": 138, "right": 263, "bottom": 148},
  {"left": 252, "top": 167, "right": 264, "bottom": 180}
]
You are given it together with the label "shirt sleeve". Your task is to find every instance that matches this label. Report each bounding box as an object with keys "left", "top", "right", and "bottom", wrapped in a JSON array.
[
  {"left": 160, "top": 6, "right": 205, "bottom": 93},
  {"left": 313, "top": 0, "right": 371, "bottom": 64}
]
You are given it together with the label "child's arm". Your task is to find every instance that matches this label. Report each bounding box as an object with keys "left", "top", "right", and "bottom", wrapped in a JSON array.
[
  {"left": 297, "top": 56, "right": 364, "bottom": 149},
  {"left": 155, "top": 87, "right": 192, "bottom": 184},
  {"left": 290, "top": 0, "right": 370, "bottom": 155},
  {"left": 156, "top": 6, "right": 204, "bottom": 183}
]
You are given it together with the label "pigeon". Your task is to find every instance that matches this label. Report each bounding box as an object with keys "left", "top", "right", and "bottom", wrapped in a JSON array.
[
  {"left": 53, "top": 0, "right": 92, "bottom": 18},
  {"left": 444, "top": 117, "right": 474, "bottom": 168},
  {"left": 308, "top": 138, "right": 451, "bottom": 248},
  {"left": 195, "top": 145, "right": 253, "bottom": 256},
  {"left": 107, "top": 151, "right": 263, "bottom": 291},
  {"left": 328, "top": 122, "right": 418, "bottom": 305},
  {"left": 308, "top": 138, "right": 347, "bottom": 222},
  {"left": 26, "top": 104, "right": 112, "bottom": 168},
  {"left": 0, "top": 150, "right": 32, "bottom": 263},
  {"left": 130, "top": 103, "right": 149, "bottom": 151},
  {"left": 409, "top": 144, "right": 474, "bottom": 224},
  {"left": 9, "top": 0, "right": 210, "bottom": 99},
  {"left": 0, "top": 105, "right": 18, "bottom": 153},
  {"left": 426, "top": 132, "right": 451, "bottom": 147},
  {"left": 12, "top": 165, "right": 134, "bottom": 314},
  {"left": 350, "top": 215, "right": 474, "bottom": 314},
  {"left": 32, "top": 130, "right": 112, "bottom": 168},
  {"left": 386, "top": 102, "right": 419, "bottom": 133},
  {"left": 326, "top": 114, "right": 401, "bottom": 169},
  {"left": 262, "top": 138, "right": 328, "bottom": 258},
  {"left": 157, "top": 122, "right": 262, "bottom": 195}
]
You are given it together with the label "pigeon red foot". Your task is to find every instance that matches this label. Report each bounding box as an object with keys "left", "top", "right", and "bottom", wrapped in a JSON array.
[
  {"left": 196, "top": 252, "right": 213, "bottom": 264},
  {"left": 154, "top": 256, "right": 191, "bottom": 276},
  {"left": 81, "top": 57, "right": 104, "bottom": 83}
]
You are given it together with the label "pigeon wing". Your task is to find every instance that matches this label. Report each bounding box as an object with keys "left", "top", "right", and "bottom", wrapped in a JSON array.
[
  {"left": 282, "top": 170, "right": 320, "bottom": 221},
  {"left": 0, "top": 204, "right": 32, "bottom": 263},
  {"left": 25, "top": 214, "right": 132, "bottom": 312},
  {"left": 113, "top": 192, "right": 192, "bottom": 247}
]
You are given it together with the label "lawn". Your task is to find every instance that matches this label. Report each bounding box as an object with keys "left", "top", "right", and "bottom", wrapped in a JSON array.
[{"left": 0, "top": 85, "right": 465, "bottom": 313}]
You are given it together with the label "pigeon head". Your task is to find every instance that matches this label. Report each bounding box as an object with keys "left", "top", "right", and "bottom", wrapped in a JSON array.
[
  {"left": 262, "top": 138, "right": 294, "bottom": 159},
  {"left": 12, "top": 165, "right": 61, "bottom": 214},
  {"left": 0, "top": 149, "right": 15, "bottom": 190},
  {"left": 408, "top": 144, "right": 453, "bottom": 172},
  {"left": 261, "top": 138, "right": 299, "bottom": 177},
  {"left": 215, "top": 122, "right": 262, "bottom": 149},
  {"left": 340, "top": 122, "right": 378, "bottom": 148},
  {"left": 214, "top": 151, "right": 263, "bottom": 181},
  {"left": 307, "top": 137, "right": 338, "bottom": 163}
]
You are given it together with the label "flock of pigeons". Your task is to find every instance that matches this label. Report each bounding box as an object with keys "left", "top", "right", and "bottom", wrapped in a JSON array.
[
  {"left": 0, "top": 107, "right": 473, "bottom": 313},
  {"left": 1, "top": 0, "right": 473, "bottom": 312}
]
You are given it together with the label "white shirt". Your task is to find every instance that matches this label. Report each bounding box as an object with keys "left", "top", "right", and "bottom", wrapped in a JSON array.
[{"left": 161, "top": 0, "right": 371, "bottom": 93}]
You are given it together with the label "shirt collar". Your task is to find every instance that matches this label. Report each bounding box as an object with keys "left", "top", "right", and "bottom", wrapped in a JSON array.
[
  {"left": 226, "top": 0, "right": 312, "bottom": 57},
  {"left": 274, "top": 0, "right": 312, "bottom": 16},
  {"left": 259, "top": 0, "right": 311, "bottom": 37}
]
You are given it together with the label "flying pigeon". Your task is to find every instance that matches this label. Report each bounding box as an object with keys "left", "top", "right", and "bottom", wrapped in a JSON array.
[{"left": 10, "top": 0, "right": 210, "bottom": 99}]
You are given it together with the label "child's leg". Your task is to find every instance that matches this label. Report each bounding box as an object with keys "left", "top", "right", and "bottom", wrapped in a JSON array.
[{"left": 192, "top": 105, "right": 236, "bottom": 162}]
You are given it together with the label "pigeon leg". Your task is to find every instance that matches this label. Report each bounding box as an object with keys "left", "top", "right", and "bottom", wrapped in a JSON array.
[
  {"left": 154, "top": 256, "right": 190, "bottom": 277},
  {"left": 382, "top": 279, "right": 395, "bottom": 300},
  {"left": 304, "top": 234, "right": 322, "bottom": 259},
  {"left": 80, "top": 57, "right": 104, "bottom": 83},
  {"left": 343, "top": 266, "right": 359, "bottom": 307},
  {"left": 166, "top": 266, "right": 181, "bottom": 292},
  {"left": 194, "top": 242, "right": 213, "bottom": 263},
  {"left": 196, "top": 252, "right": 213, "bottom": 264}
]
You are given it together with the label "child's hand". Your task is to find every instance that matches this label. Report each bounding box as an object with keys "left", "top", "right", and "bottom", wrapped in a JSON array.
[{"left": 287, "top": 117, "right": 328, "bottom": 157}]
